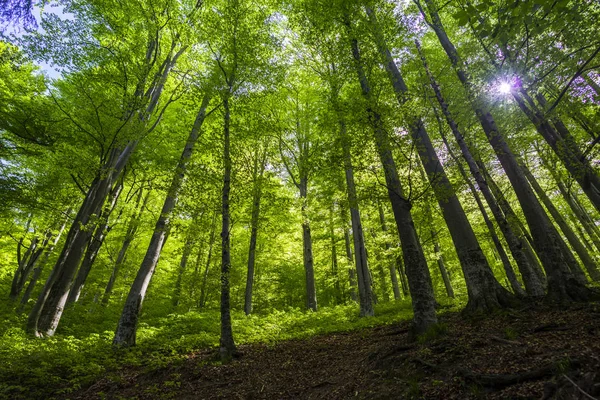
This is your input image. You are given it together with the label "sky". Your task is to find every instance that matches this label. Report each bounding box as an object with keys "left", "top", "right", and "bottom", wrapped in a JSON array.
[{"left": 4, "top": 3, "right": 74, "bottom": 79}]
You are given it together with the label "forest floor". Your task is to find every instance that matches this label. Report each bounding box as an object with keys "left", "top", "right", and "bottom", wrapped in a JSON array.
[{"left": 70, "top": 302, "right": 600, "bottom": 400}]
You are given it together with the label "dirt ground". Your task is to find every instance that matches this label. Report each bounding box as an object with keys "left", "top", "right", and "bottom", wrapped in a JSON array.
[{"left": 72, "top": 302, "right": 600, "bottom": 399}]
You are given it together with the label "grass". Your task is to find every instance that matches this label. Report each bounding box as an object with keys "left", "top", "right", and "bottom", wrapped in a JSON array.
[{"left": 0, "top": 298, "right": 461, "bottom": 400}]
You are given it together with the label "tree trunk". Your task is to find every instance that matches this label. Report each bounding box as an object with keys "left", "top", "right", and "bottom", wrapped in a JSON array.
[
  {"left": 199, "top": 211, "right": 217, "bottom": 309},
  {"left": 345, "top": 14, "right": 437, "bottom": 333},
  {"left": 365, "top": 7, "right": 513, "bottom": 311},
  {"left": 102, "top": 187, "right": 151, "bottom": 307},
  {"left": 173, "top": 238, "right": 194, "bottom": 307},
  {"left": 244, "top": 147, "right": 266, "bottom": 315},
  {"left": 512, "top": 91, "right": 600, "bottom": 214},
  {"left": 329, "top": 203, "right": 341, "bottom": 305},
  {"left": 113, "top": 91, "right": 212, "bottom": 347},
  {"left": 418, "top": 0, "right": 594, "bottom": 303},
  {"left": 338, "top": 114, "right": 373, "bottom": 316},
  {"left": 417, "top": 41, "right": 543, "bottom": 297},
  {"left": 522, "top": 164, "right": 600, "bottom": 282},
  {"left": 299, "top": 177, "right": 318, "bottom": 312},
  {"left": 219, "top": 92, "right": 236, "bottom": 361},
  {"left": 18, "top": 214, "right": 69, "bottom": 314},
  {"left": 378, "top": 202, "right": 401, "bottom": 300},
  {"left": 341, "top": 205, "right": 358, "bottom": 302},
  {"left": 67, "top": 183, "right": 123, "bottom": 305}
]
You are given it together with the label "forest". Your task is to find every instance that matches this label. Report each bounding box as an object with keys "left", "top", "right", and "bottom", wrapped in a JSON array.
[{"left": 1, "top": 0, "right": 600, "bottom": 398}]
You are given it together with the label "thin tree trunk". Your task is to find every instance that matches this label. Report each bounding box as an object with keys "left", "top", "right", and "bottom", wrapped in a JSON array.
[
  {"left": 102, "top": 187, "right": 151, "bottom": 307},
  {"left": 341, "top": 204, "right": 358, "bottom": 302},
  {"left": 378, "top": 202, "right": 401, "bottom": 300},
  {"left": 244, "top": 147, "right": 267, "bottom": 315},
  {"left": 366, "top": 7, "right": 513, "bottom": 311},
  {"left": 417, "top": 41, "right": 543, "bottom": 296},
  {"left": 337, "top": 111, "right": 373, "bottom": 316},
  {"left": 345, "top": 13, "right": 437, "bottom": 333},
  {"left": 299, "top": 177, "right": 317, "bottom": 312},
  {"left": 417, "top": 0, "right": 594, "bottom": 303},
  {"left": 113, "top": 91, "right": 212, "bottom": 347},
  {"left": 219, "top": 91, "right": 236, "bottom": 361},
  {"left": 67, "top": 183, "right": 123, "bottom": 305},
  {"left": 522, "top": 164, "right": 600, "bottom": 282},
  {"left": 18, "top": 214, "right": 69, "bottom": 314},
  {"left": 329, "top": 203, "right": 341, "bottom": 304},
  {"left": 199, "top": 211, "right": 217, "bottom": 309}
]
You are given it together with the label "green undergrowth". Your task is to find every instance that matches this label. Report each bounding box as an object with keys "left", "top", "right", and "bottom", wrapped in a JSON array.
[{"left": 0, "top": 298, "right": 461, "bottom": 400}]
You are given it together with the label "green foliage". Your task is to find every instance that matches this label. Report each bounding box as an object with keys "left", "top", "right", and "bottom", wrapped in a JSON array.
[{"left": 0, "top": 300, "right": 413, "bottom": 399}]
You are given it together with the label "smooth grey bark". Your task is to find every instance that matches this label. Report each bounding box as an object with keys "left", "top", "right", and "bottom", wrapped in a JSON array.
[
  {"left": 67, "top": 183, "right": 123, "bottom": 305},
  {"left": 417, "top": 167, "right": 455, "bottom": 299},
  {"left": 512, "top": 91, "right": 600, "bottom": 215},
  {"left": 337, "top": 108, "right": 374, "bottom": 316},
  {"left": 413, "top": 122, "right": 514, "bottom": 310},
  {"left": 329, "top": 203, "right": 342, "bottom": 304},
  {"left": 219, "top": 91, "right": 236, "bottom": 361},
  {"left": 341, "top": 204, "right": 358, "bottom": 302},
  {"left": 417, "top": 42, "right": 543, "bottom": 297},
  {"left": 366, "top": 7, "right": 513, "bottom": 311},
  {"left": 18, "top": 215, "right": 69, "bottom": 313},
  {"left": 244, "top": 147, "right": 267, "bottom": 315},
  {"left": 199, "top": 212, "right": 217, "bottom": 309},
  {"left": 378, "top": 202, "right": 401, "bottom": 300},
  {"left": 522, "top": 164, "right": 600, "bottom": 282},
  {"left": 542, "top": 157, "right": 600, "bottom": 254},
  {"left": 102, "top": 187, "right": 151, "bottom": 306},
  {"left": 11, "top": 230, "right": 45, "bottom": 301},
  {"left": 299, "top": 178, "right": 317, "bottom": 312},
  {"left": 396, "top": 253, "right": 409, "bottom": 297},
  {"left": 345, "top": 14, "right": 437, "bottom": 333},
  {"left": 31, "top": 40, "right": 183, "bottom": 337},
  {"left": 429, "top": 109, "right": 525, "bottom": 296},
  {"left": 113, "top": 91, "right": 212, "bottom": 347},
  {"left": 417, "top": 0, "right": 594, "bottom": 303}
]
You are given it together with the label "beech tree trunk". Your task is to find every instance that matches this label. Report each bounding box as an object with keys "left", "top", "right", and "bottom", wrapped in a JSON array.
[
  {"left": 219, "top": 92, "right": 236, "bottom": 361},
  {"left": 18, "top": 214, "right": 69, "bottom": 313},
  {"left": 244, "top": 147, "right": 266, "bottom": 315},
  {"left": 329, "top": 203, "right": 342, "bottom": 304},
  {"left": 522, "top": 164, "right": 600, "bottom": 282},
  {"left": 199, "top": 212, "right": 217, "bottom": 308},
  {"left": 113, "top": 91, "right": 212, "bottom": 347},
  {"left": 345, "top": 13, "right": 437, "bottom": 333},
  {"left": 67, "top": 183, "right": 123, "bottom": 305},
  {"left": 102, "top": 187, "right": 150, "bottom": 306},
  {"left": 341, "top": 205, "right": 358, "bottom": 302},
  {"left": 378, "top": 202, "right": 401, "bottom": 300},
  {"left": 366, "top": 7, "right": 513, "bottom": 311},
  {"left": 338, "top": 113, "right": 374, "bottom": 316},
  {"left": 417, "top": 41, "right": 543, "bottom": 297},
  {"left": 418, "top": 0, "right": 594, "bottom": 303}
]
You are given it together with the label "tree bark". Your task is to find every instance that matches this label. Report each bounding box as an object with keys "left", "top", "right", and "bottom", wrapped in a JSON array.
[
  {"left": 378, "top": 202, "right": 402, "bottom": 300},
  {"left": 18, "top": 214, "right": 69, "bottom": 314},
  {"left": 366, "top": 7, "right": 513, "bottom": 311},
  {"left": 244, "top": 146, "right": 266, "bottom": 315},
  {"left": 341, "top": 204, "right": 358, "bottom": 302},
  {"left": 67, "top": 183, "right": 123, "bottom": 305},
  {"left": 219, "top": 91, "right": 236, "bottom": 361},
  {"left": 417, "top": 41, "right": 543, "bottom": 296},
  {"left": 418, "top": 0, "right": 594, "bottom": 303},
  {"left": 345, "top": 14, "right": 437, "bottom": 333},
  {"left": 102, "top": 186, "right": 151, "bottom": 307},
  {"left": 113, "top": 91, "right": 212, "bottom": 347},
  {"left": 338, "top": 113, "right": 373, "bottom": 316},
  {"left": 522, "top": 164, "right": 600, "bottom": 282}
]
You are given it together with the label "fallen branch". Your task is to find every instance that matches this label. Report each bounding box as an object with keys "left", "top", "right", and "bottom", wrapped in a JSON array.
[
  {"left": 532, "top": 323, "right": 570, "bottom": 333},
  {"left": 562, "top": 374, "right": 599, "bottom": 400},
  {"left": 460, "top": 359, "right": 580, "bottom": 389},
  {"left": 490, "top": 335, "right": 523, "bottom": 346}
]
